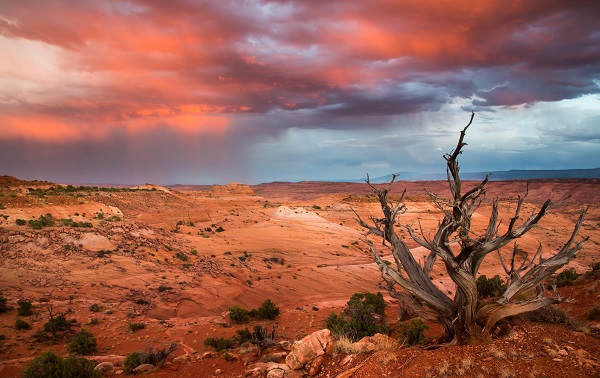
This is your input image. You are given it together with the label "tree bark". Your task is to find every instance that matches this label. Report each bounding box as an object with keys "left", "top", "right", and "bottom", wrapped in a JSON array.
[{"left": 358, "top": 113, "right": 589, "bottom": 343}]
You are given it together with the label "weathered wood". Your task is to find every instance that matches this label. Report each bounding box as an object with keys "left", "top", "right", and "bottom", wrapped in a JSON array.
[{"left": 358, "top": 113, "right": 588, "bottom": 343}]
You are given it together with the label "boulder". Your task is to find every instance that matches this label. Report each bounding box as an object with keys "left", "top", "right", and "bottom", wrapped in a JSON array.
[
  {"left": 94, "top": 362, "right": 115, "bottom": 374},
  {"left": 245, "top": 362, "right": 270, "bottom": 377},
  {"left": 285, "top": 329, "right": 333, "bottom": 371},
  {"left": 307, "top": 355, "right": 325, "bottom": 376},
  {"left": 132, "top": 363, "right": 155, "bottom": 374}
]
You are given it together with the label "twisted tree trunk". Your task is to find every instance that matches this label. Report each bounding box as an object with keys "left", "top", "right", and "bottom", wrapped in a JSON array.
[{"left": 356, "top": 113, "right": 589, "bottom": 344}]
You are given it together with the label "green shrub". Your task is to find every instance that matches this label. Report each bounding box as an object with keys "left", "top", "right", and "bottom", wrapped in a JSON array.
[
  {"left": 15, "top": 218, "right": 27, "bottom": 226},
  {"left": 29, "top": 220, "right": 44, "bottom": 230},
  {"left": 123, "top": 351, "right": 144, "bottom": 374},
  {"left": 22, "top": 351, "right": 100, "bottom": 378},
  {"left": 89, "top": 303, "right": 101, "bottom": 312},
  {"left": 555, "top": 268, "right": 579, "bottom": 287},
  {"left": 203, "top": 336, "right": 235, "bottom": 351},
  {"left": 250, "top": 299, "right": 280, "bottom": 320},
  {"left": 129, "top": 322, "right": 146, "bottom": 332},
  {"left": 175, "top": 252, "right": 188, "bottom": 261},
  {"left": 236, "top": 328, "right": 253, "bottom": 343},
  {"left": 44, "top": 314, "right": 71, "bottom": 339},
  {"left": 0, "top": 295, "right": 11, "bottom": 313},
  {"left": 28, "top": 214, "right": 55, "bottom": 229},
  {"left": 138, "top": 343, "right": 177, "bottom": 368},
  {"left": 97, "top": 250, "right": 112, "bottom": 258},
  {"left": 398, "top": 319, "right": 428, "bottom": 346},
  {"left": 15, "top": 318, "right": 31, "bottom": 330},
  {"left": 325, "top": 292, "right": 388, "bottom": 341},
  {"left": 68, "top": 330, "right": 97, "bottom": 355},
  {"left": 477, "top": 275, "right": 505, "bottom": 298},
  {"left": 136, "top": 299, "right": 150, "bottom": 305},
  {"left": 228, "top": 305, "right": 249, "bottom": 324},
  {"left": 157, "top": 285, "right": 172, "bottom": 293}
]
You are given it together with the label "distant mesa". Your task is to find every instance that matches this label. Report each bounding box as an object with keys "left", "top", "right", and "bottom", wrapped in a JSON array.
[
  {"left": 365, "top": 168, "right": 600, "bottom": 183},
  {"left": 210, "top": 182, "right": 254, "bottom": 196}
]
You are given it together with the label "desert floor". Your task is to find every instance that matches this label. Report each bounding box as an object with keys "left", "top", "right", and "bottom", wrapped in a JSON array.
[{"left": 0, "top": 176, "right": 599, "bottom": 377}]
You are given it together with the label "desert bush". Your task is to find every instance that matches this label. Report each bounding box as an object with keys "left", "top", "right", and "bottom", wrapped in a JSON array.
[
  {"left": 250, "top": 299, "right": 280, "bottom": 320},
  {"left": 587, "top": 305, "right": 600, "bottom": 321},
  {"left": 129, "top": 322, "right": 146, "bottom": 332},
  {"left": 15, "top": 218, "right": 26, "bottom": 226},
  {"left": 523, "top": 305, "right": 578, "bottom": 329},
  {"left": 203, "top": 336, "right": 235, "bottom": 351},
  {"left": 123, "top": 351, "right": 144, "bottom": 374},
  {"left": 15, "top": 318, "right": 31, "bottom": 330},
  {"left": 555, "top": 268, "right": 579, "bottom": 287},
  {"left": 228, "top": 305, "right": 249, "bottom": 324},
  {"left": 157, "top": 285, "right": 172, "bottom": 292},
  {"left": 0, "top": 295, "right": 10, "bottom": 313},
  {"left": 326, "top": 292, "right": 388, "bottom": 342},
  {"left": 68, "top": 330, "right": 97, "bottom": 355},
  {"left": 22, "top": 351, "right": 100, "bottom": 378},
  {"left": 89, "top": 303, "right": 101, "bottom": 312},
  {"left": 28, "top": 220, "right": 44, "bottom": 230},
  {"left": 175, "top": 252, "right": 188, "bottom": 261},
  {"left": 97, "top": 249, "right": 112, "bottom": 258},
  {"left": 43, "top": 313, "right": 71, "bottom": 340},
  {"left": 398, "top": 319, "right": 428, "bottom": 346},
  {"left": 585, "top": 262, "right": 600, "bottom": 280},
  {"left": 136, "top": 299, "right": 150, "bottom": 305},
  {"left": 235, "top": 325, "right": 278, "bottom": 348},
  {"left": 236, "top": 328, "right": 253, "bottom": 343},
  {"left": 477, "top": 275, "right": 506, "bottom": 298},
  {"left": 249, "top": 325, "right": 278, "bottom": 353},
  {"left": 28, "top": 213, "right": 55, "bottom": 229}
]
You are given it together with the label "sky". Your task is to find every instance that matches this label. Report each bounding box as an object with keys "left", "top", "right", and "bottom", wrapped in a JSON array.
[{"left": 0, "top": 0, "right": 599, "bottom": 185}]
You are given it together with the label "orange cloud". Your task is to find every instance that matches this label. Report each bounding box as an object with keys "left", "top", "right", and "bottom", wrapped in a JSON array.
[{"left": 0, "top": 109, "right": 230, "bottom": 142}]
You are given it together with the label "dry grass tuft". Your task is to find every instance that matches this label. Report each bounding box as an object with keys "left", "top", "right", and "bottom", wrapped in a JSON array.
[
  {"left": 333, "top": 336, "right": 361, "bottom": 355},
  {"left": 436, "top": 361, "right": 450, "bottom": 377},
  {"left": 489, "top": 346, "right": 506, "bottom": 359},
  {"left": 373, "top": 335, "right": 398, "bottom": 352},
  {"left": 455, "top": 357, "right": 473, "bottom": 374},
  {"left": 376, "top": 350, "right": 397, "bottom": 365}
]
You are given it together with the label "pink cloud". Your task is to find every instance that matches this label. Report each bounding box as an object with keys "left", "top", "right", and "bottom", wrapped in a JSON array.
[{"left": 0, "top": 0, "right": 598, "bottom": 142}]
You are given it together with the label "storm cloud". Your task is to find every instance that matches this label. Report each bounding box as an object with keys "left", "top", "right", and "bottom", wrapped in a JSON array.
[{"left": 0, "top": 0, "right": 598, "bottom": 184}]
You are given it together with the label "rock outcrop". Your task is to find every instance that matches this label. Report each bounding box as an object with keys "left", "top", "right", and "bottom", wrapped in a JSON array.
[
  {"left": 285, "top": 329, "right": 334, "bottom": 374},
  {"left": 210, "top": 183, "right": 254, "bottom": 196}
]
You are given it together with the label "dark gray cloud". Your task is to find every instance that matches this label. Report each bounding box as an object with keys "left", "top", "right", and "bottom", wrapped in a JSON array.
[{"left": 0, "top": 0, "right": 599, "bottom": 184}]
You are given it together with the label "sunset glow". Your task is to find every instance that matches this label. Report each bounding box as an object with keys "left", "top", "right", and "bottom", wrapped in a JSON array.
[{"left": 0, "top": 0, "right": 598, "bottom": 184}]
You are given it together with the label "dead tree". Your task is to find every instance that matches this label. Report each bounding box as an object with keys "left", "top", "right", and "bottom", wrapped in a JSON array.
[{"left": 355, "top": 113, "right": 589, "bottom": 344}]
